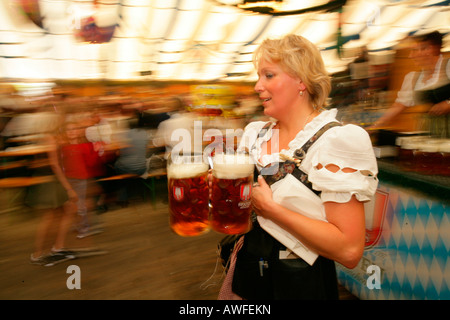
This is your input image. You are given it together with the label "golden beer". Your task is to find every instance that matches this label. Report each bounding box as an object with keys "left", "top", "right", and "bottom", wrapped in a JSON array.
[
  {"left": 167, "top": 155, "right": 210, "bottom": 236},
  {"left": 210, "top": 154, "right": 254, "bottom": 234}
]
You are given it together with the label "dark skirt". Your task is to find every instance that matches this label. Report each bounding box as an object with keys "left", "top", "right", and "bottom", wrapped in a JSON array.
[
  {"left": 25, "top": 178, "right": 68, "bottom": 210},
  {"left": 232, "top": 222, "right": 339, "bottom": 300}
]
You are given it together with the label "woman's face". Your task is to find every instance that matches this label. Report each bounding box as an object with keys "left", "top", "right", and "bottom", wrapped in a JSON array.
[
  {"left": 65, "top": 123, "right": 82, "bottom": 141},
  {"left": 254, "top": 59, "right": 302, "bottom": 119},
  {"left": 410, "top": 40, "right": 439, "bottom": 68}
]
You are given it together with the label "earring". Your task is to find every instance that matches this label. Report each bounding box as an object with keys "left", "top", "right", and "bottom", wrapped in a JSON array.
[{"left": 299, "top": 90, "right": 303, "bottom": 96}]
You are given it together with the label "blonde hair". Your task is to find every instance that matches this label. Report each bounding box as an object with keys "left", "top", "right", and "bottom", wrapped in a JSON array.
[{"left": 253, "top": 34, "right": 331, "bottom": 109}]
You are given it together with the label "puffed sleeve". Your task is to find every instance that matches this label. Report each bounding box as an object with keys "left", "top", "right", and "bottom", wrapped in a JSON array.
[{"left": 306, "top": 124, "right": 378, "bottom": 203}]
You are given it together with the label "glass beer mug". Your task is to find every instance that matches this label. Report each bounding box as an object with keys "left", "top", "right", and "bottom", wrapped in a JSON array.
[
  {"left": 210, "top": 154, "right": 254, "bottom": 234},
  {"left": 167, "top": 154, "right": 210, "bottom": 236}
]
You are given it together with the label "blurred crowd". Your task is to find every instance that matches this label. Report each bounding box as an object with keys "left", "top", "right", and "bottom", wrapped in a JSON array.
[
  {"left": 0, "top": 83, "right": 264, "bottom": 212},
  {"left": 0, "top": 84, "right": 264, "bottom": 265}
]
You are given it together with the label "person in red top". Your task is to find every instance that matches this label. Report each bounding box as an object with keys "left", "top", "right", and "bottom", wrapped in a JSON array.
[{"left": 60, "top": 121, "right": 104, "bottom": 238}]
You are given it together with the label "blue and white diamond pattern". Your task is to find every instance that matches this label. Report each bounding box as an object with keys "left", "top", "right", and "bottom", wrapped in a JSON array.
[{"left": 337, "top": 184, "right": 450, "bottom": 300}]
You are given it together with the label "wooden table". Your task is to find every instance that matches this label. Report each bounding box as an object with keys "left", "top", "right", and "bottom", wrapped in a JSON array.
[
  {"left": 0, "top": 176, "right": 54, "bottom": 188},
  {"left": 0, "top": 145, "right": 51, "bottom": 157}
]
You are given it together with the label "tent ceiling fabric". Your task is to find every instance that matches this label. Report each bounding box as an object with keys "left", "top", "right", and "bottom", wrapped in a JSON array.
[{"left": 0, "top": 0, "right": 449, "bottom": 82}]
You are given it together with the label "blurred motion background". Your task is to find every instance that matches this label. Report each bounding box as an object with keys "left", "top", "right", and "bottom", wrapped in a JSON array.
[{"left": 0, "top": 0, "right": 449, "bottom": 300}]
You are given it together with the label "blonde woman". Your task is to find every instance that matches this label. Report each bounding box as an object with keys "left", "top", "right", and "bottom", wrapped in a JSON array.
[
  {"left": 26, "top": 111, "right": 78, "bottom": 266},
  {"left": 220, "top": 34, "right": 378, "bottom": 300}
]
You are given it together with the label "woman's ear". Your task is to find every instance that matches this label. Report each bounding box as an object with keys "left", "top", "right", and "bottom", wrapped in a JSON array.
[{"left": 298, "top": 79, "right": 307, "bottom": 92}]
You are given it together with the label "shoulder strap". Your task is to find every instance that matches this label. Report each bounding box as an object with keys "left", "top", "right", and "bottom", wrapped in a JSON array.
[
  {"left": 257, "top": 121, "right": 273, "bottom": 138},
  {"left": 291, "top": 121, "right": 342, "bottom": 161},
  {"left": 259, "top": 121, "right": 342, "bottom": 195}
]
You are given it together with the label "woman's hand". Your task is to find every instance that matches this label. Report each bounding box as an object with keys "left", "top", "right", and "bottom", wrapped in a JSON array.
[
  {"left": 429, "top": 100, "right": 450, "bottom": 116},
  {"left": 67, "top": 188, "right": 78, "bottom": 203},
  {"left": 251, "top": 175, "right": 274, "bottom": 218}
]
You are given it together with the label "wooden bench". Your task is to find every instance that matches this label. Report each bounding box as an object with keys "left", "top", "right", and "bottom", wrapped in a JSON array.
[{"left": 0, "top": 176, "right": 55, "bottom": 210}]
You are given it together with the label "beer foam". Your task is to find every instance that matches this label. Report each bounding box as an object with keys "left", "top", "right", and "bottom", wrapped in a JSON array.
[
  {"left": 168, "top": 162, "right": 209, "bottom": 179},
  {"left": 213, "top": 154, "right": 254, "bottom": 179}
]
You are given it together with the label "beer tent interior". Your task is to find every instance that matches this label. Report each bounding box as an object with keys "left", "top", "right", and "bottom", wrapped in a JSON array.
[{"left": 0, "top": 0, "right": 448, "bottom": 93}]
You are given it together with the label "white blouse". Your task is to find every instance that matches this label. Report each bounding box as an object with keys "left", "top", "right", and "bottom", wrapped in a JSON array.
[
  {"left": 238, "top": 108, "right": 379, "bottom": 203},
  {"left": 237, "top": 109, "right": 378, "bottom": 264},
  {"left": 395, "top": 55, "right": 450, "bottom": 107}
]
